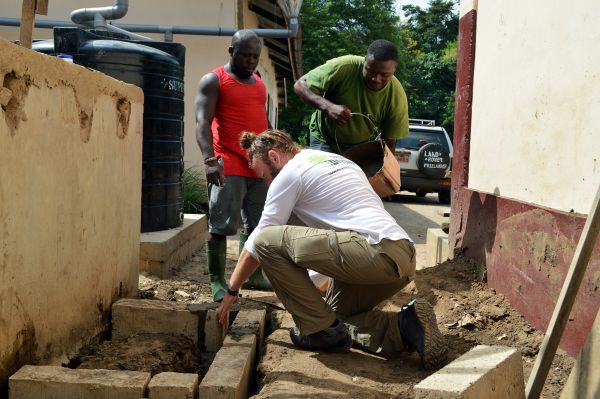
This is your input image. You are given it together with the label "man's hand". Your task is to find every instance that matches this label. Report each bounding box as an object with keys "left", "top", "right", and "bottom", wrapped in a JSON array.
[
  {"left": 216, "top": 292, "right": 237, "bottom": 325},
  {"left": 294, "top": 76, "right": 352, "bottom": 125},
  {"left": 326, "top": 104, "right": 352, "bottom": 125},
  {"left": 218, "top": 249, "right": 261, "bottom": 325},
  {"left": 205, "top": 160, "right": 225, "bottom": 186}
]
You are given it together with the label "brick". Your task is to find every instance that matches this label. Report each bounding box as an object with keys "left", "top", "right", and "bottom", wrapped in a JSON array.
[
  {"left": 139, "top": 214, "right": 208, "bottom": 278},
  {"left": 199, "top": 334, "right": 257, "bottom": 399},
  {"left": 112, "top": 299, "right": 199, "bottom": 343},
  {"left": 414, "top": 345, "right": 525, "bottom": 399},
  {"left": 229, "top": 309, "right": 267, "bottom": 343},
  {"left": 148, "top": 372, "right": 198, "bottom": 399},
  {"left": 204, "top": 309, "right": 228, "bottom": 352},
  {"left": 426, "top": 228, "right": 450, "bottom": 267},
  {"left": 9, "top": 365, "right": 149, "bottom": 399}
]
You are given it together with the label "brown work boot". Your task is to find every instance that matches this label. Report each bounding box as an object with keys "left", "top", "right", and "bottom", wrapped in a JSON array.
[{"left": 398, "top": 299, "right": 447, "bottom": 369}]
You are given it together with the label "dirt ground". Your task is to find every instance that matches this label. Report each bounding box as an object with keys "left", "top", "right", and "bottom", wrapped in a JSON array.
[{"left": 74, "top": 205, "right": 573, "bottom": 398}]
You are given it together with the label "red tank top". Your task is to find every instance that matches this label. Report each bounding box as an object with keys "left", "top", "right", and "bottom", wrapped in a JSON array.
[{"left": 211, "top": 66, "right": 268, "bottom": 177}]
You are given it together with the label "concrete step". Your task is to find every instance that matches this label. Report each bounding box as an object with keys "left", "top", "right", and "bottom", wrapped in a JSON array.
[{"left": 140, "top": 214, "right": 208, "bottom": 278}]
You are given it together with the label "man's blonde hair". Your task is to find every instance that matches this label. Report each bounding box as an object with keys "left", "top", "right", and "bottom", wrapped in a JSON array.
[{"left": 240, "top": 129, "right": 301, "bottom": 164}]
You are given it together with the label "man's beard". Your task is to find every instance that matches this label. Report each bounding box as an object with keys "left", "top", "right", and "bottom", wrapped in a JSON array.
[{"left": 266, "top": 159, "right": 281, "bottom": 180}]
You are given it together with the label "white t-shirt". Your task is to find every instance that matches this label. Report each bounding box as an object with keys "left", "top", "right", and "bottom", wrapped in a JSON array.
[{"left": 245, "top": 149, "right": 411, "bottom": 257}]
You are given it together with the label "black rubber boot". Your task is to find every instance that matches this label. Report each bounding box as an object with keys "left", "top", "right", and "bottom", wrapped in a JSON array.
[
  {"left": 289, "top": 318, "right": 352, "bottom": 353},
  {"left": 398, "top": 299, "right": 447, "bottom": 370},
  {"left": 239, "top": 232, "right": 272, "bottom": 290},
  {"left": 206, "top": 239, "right": 228, "bottom": 302}
]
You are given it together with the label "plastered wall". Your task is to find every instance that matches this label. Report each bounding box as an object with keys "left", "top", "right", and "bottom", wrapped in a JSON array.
[
  {"left": 0, "top": 37, "right": 143, "bottom": 391},
  {"left": 468, "top": 0, "right": 600, "bottom": 214},
  {"left": 0, "top": 0, "right": 283, "bottom": 168}
]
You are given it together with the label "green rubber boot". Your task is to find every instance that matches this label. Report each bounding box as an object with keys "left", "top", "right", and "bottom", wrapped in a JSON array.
[
  {"left": 240, "top": 232, "right": 272, "bottom": 290},
  {"left": 206, "top": 239, "right": 228, "bottom": 302}
]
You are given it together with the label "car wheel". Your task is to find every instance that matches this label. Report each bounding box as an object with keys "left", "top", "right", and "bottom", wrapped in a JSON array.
[
  {"left": 438, "top": 190, "right": 451, "bottom": 204},
  {"left": 417, "top": 143, "right": 451, "bottom": 178}
]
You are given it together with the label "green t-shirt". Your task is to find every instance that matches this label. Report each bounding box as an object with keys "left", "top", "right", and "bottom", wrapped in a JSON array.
[{"left": 306, "top": 55, "right": 409, "bottom": 154}]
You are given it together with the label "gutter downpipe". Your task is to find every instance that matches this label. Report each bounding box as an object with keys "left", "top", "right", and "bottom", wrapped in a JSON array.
[
  {"left": 69, "top": 0, "right": 153, "bottom": 41},
  {"left": 70, "top": 0, "right": 128, "bottom": 26}
]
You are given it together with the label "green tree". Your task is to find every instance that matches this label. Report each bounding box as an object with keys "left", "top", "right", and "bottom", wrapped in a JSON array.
[{"left": 401, "top": 0, "right": 458, "bottom": 136}]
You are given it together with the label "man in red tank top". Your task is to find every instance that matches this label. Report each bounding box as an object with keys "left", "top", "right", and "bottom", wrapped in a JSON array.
[{"left": 195, "top": 30, "right": 271, "bottom": 302}]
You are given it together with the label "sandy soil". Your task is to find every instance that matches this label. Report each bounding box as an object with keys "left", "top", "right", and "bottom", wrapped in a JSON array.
[
  {"left": 74, "top": 228, "right": 573, "bottom": 398},
  {"left": 252, "top": 255, "right": 573, "bottom": 398},
  {"left": 76, "top": 333, "right": 212, "bottom": 377}
]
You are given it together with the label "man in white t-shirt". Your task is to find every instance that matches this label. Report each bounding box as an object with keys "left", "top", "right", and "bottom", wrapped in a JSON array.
[{"left": 216, "top": 130, "right": 447, "bottom": 369}]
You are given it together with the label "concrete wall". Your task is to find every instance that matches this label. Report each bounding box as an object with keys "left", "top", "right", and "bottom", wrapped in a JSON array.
[
  {"left": 450, "top": 0, "right": 600, "bottom": 356},
  {"left": 241, "top": 3, "right": 280, "bottom": 127},
  {"left": 468, "top": 0, "right": 600, "bottom": 214},
  {"left": 0, "top": 0, "right": 282, "bottom": 168},
  {"left": 0, "top": 37, "right": 143, "bottom": 393},
  {"left": 560, "top": 307, "right": 600, "bottom": 399}
]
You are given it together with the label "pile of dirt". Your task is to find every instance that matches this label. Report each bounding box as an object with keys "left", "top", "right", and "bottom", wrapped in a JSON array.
[
  {"left": 404, "top": 255, "right": 573, "bottom": 398},
  {"left": 75, "top": 333, "right": 213, "bottom": 377},
  {"left": 254, "top": 255, "right": 573, "bottom": 398}
]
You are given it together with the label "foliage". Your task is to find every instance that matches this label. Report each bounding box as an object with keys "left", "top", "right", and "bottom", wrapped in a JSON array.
[
  {"left": 182, "top": 164, "right": 208, "bottom": 214},
  {"left": 402, "top": 0, "right": 458, "bottom": 54},
  {"left": 279, "top": 0, "right": 459, "bottom": 140},
  {"left": 401, "top": 0, "right": 458, "bottom": 137}
]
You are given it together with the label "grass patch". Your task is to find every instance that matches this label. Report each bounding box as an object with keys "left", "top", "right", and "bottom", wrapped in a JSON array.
[{"left": 183, "top": 164, "right": 208, "bottom": 214}]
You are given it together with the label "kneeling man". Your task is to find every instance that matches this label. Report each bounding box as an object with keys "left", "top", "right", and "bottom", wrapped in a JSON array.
[{"left": 216, "top": 130, "right": 446, "bottom": 368}]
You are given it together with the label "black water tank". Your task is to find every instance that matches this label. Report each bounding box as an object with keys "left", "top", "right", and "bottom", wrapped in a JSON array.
[{"left": 33, "top": 27, "right": 185, "bottom": 232}]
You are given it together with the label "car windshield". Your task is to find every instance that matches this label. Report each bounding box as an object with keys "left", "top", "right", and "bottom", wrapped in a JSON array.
[{"left": 396, "top": 129, "right": 448, "bottom": 150}]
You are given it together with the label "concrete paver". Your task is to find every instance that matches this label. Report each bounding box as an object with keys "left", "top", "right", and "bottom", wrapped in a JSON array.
[
  {"left": 148, "top": 372, "right": 198, "bottom": 399},
  {"left": 426, "top": 228, "right": 450, "bottom": 267},
  {"left": 204, "top": 309, "right": 228, "bottom": 352},
  {"left": 229, "top": 309, "right": 267, "bottom": 342},
  {"left": 112, "top": 299, "right": 199, "bottom": 343},
  {"left": 199, "top": 334, "right": 257, "bottom": 399},
  {"left": 414, "top": 345, "right": 525, "bottom": 399},
  {"left": 9, "top": 365, "right": 149, "bottom": 399}
]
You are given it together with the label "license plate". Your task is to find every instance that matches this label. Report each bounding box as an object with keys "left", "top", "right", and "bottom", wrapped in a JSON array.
[{"left": 396, "top": 152, "right": 410, "bottom": 163}]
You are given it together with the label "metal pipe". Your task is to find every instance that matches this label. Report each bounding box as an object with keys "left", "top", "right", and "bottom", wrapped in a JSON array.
[
  {"left": 93, "top": 13, "right": 106, "bottom": 30},
  {"left": 105, "top": 23, "right": 153, "bottom": 41},
  {"left": 0, "top": 16, "right": 300, "bottom": 39},
  {"left": 70, "top": 0, "right": 128, "bottom": 26}
]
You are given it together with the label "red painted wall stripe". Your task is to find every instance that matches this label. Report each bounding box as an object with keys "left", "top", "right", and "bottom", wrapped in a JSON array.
[{"left": 450, "top": 9, "right": 477, "bottom": 250}]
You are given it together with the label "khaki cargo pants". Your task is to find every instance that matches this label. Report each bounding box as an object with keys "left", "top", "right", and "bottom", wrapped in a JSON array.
[{"left": 253, "top": 225, "right": 416, "bottom": 354}]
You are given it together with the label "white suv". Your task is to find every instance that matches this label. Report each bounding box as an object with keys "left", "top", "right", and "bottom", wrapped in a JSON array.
[{"left": 395, "top": 119, "right": 452, "bottom": 204}]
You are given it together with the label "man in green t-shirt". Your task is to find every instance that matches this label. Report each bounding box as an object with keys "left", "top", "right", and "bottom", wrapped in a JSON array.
[{"left": 294, "top": 39, "right": 408, "bottom": 154}]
